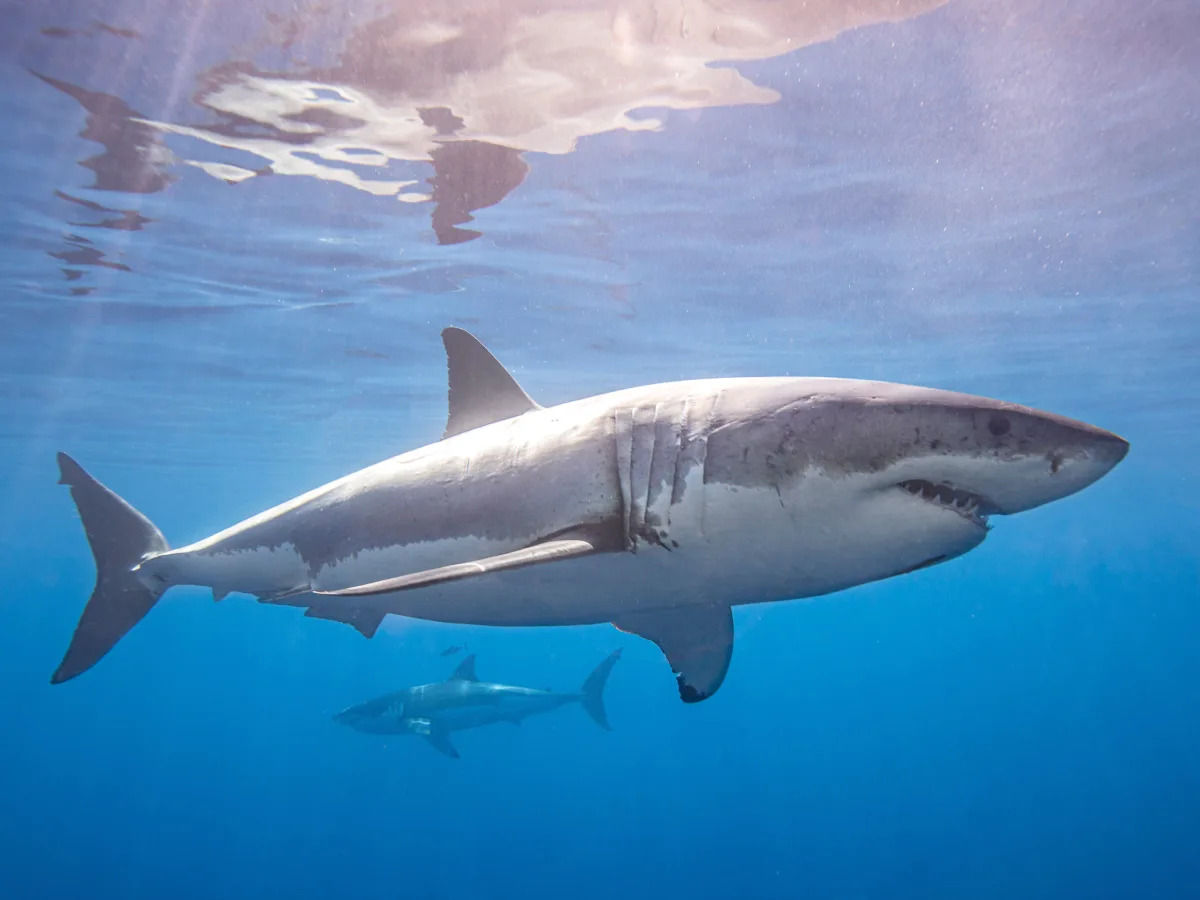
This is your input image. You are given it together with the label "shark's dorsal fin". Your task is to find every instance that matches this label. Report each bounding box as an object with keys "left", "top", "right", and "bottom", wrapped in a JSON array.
[
  {"left": 613, "top": 605, "right": 733, "bottom": 703},
  {"left": 450, "top": 654, "right": 478, "bottom": 681},
  {"left": 442, "top": 327, "right": 541, "bottom": 438}
]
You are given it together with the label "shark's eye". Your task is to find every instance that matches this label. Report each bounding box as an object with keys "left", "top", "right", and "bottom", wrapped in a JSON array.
[{"left": 988, "top": 414, "right": 1011, "bottom": 436}]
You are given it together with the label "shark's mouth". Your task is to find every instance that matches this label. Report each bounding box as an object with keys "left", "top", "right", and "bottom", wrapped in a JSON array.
[{"left": 898, "top": 480, "right": 993, "bottom": 529}]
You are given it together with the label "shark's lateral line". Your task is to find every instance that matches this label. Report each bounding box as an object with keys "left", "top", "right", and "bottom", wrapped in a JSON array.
[
  {"left": 334, "top": 650, "right": 622, "bottom": 758},
  {"left": 53, "top": 327, "right": 1130, "bottom": 701}
]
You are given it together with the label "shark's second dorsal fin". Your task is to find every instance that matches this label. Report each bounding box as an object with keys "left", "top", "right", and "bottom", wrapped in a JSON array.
[
  {"left": 442, "top": 327, "right": 541, "bottom": 438},
  {"left": 450, "top": 654, "right": 478, "bottom": 681}
]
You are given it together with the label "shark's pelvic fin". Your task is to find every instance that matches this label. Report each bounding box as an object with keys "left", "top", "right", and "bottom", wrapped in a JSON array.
[
  {"left": 312, "top": 537, "right": 597, "bottom": 598},
  {"left": 613, "top": 605, "right": 733, "bottom": 703},
  {"left": 442, "top": 327, "right": 541, "bottom": 438},
  {"left": 52, "top": 453, "right": 171, "bottom": 684},
  {"left": 449, "top": 654, "right": 478, "bottom": 681},
  {"left": 302, "top": 603, "right": 385, "bottom": 639}
]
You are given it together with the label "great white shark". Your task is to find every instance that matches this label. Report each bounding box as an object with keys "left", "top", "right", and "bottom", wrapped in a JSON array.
[
  {"left": 334, "top": 650, "right": 622, "bottom": 758},
  {"left": 53, "top": 327, "right": 1129, "bottom": 701}
]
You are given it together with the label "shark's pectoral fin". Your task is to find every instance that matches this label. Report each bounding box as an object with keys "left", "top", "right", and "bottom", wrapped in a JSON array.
[
  {"left": 613, "top": 605, "right": 733, "bottom": 704},
  {"left": 303, "top": 604, "right": 385, "bottom": 639},
  {"left": 312, "top": 538, "right": 598, "bottom": 598},
  {"left": 256, "top": 585, "right": 313, "bottom": 603},
  {"left": 410, "top": 721, "right": 460, "bottom": 759}
]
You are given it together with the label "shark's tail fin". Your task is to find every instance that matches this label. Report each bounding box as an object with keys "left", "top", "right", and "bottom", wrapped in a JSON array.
[
  {"left": 580, "top": 649, "right": 622, "bottom": 731},
  {"left": 52, "top": 453, "right": 170, "bottom": 684}
]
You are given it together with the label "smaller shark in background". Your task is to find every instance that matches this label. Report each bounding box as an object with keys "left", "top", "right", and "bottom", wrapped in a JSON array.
[{"left": 334, "top": 650, "right": 622, "bottom": 758}]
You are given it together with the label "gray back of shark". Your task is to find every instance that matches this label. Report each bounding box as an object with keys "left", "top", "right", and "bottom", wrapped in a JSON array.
[
  {"left": 334, "top": 650, "right": 621, "bottom": 758},
  {"left": 53, "top": 327, "right": 1129, "bottom": 701}
]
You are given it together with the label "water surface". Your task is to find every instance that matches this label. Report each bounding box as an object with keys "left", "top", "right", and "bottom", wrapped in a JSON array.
[{"left": 1, "top": 1, "right": 1197, "bottom": 898}]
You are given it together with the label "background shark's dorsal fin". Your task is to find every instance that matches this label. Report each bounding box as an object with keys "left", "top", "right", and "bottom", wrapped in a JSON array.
[
  {"left": 450, "top": 654, "right": 478, "bottom": 681},
  {"left": 442, "top": 327, "right": 541, "bottom": 438}
]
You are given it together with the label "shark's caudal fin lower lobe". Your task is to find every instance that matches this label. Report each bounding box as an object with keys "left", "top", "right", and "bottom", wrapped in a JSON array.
[
  {"left": 52, "top": 453, "right": 170, "bottom": 684},
  {"left": 580, "top": 649, "right": 622, "bottom": 730}
]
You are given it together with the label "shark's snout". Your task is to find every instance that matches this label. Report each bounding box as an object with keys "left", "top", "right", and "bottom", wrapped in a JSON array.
[
  {"left": 1083, "top": 427, "right": 1130, "bottom": 470},
  {"left": 332, "top": 705, "right": 376, "bottom": 729},
  {"left": 950, "top": 408, "right": 1129, "bottom": 516},
  {"left": 999, "top": 412, "right": 1129, "bottom": 514},
  {"left": 332, "top": 697, "right": 410, "bottom": 734},
  {"left": 864, "top": 393, "right": 1129, "bottom": 526}
]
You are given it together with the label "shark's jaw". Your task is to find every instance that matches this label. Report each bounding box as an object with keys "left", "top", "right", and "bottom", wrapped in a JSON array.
[
  {"left": 762, "top": 421, "right": 1129, "bottom": 594},
  {"left": 898, "top": 479, "right": 993, "bottom": 530}
]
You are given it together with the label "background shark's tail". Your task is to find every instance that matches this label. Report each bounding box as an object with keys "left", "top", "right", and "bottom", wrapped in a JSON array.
[
  {"left": 52, "top": 452, "right": 170, "bottom": 684},
  {"left": 580, "top": 649, "right": 622, "bottom": 730}
]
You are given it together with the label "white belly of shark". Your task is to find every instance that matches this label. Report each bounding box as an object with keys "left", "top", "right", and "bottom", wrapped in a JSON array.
[{"left": 52, "top": 327, "right": 1129, "bottom": 702}]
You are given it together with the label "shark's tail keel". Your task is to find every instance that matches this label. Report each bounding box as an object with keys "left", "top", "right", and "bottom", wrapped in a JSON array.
[
  {"left": 52, "top": 453, "right": 170, "bottom": 684},
  {"left": 580, "top": 649, "right": 622, "bottom": 730}
]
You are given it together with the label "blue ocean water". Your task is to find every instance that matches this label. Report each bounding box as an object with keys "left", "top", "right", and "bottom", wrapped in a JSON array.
[{"left": 1, "top": 0, "right": 1197, "bottom": 897}]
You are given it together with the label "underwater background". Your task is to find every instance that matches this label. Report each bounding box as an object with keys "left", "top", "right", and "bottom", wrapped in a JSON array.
[{"left": 1, "top": 0, "right": 1197, "bottom": 897}]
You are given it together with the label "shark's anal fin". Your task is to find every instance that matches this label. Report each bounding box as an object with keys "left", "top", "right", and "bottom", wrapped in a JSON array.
[
  {"left": 449, "top": 654, "right": 477, "bottom": 681},
  {"left": 312, "top": 538, "right": 597, "bottom": 598},
  {"left": 613, "top": 605, "right": 733, "bottom": 704},
  {"left": 303, "top": 604, "right": 385, "bottom": 639},
  {"left": 442, "top": 327, "right": 541, "bottom": 438}
]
